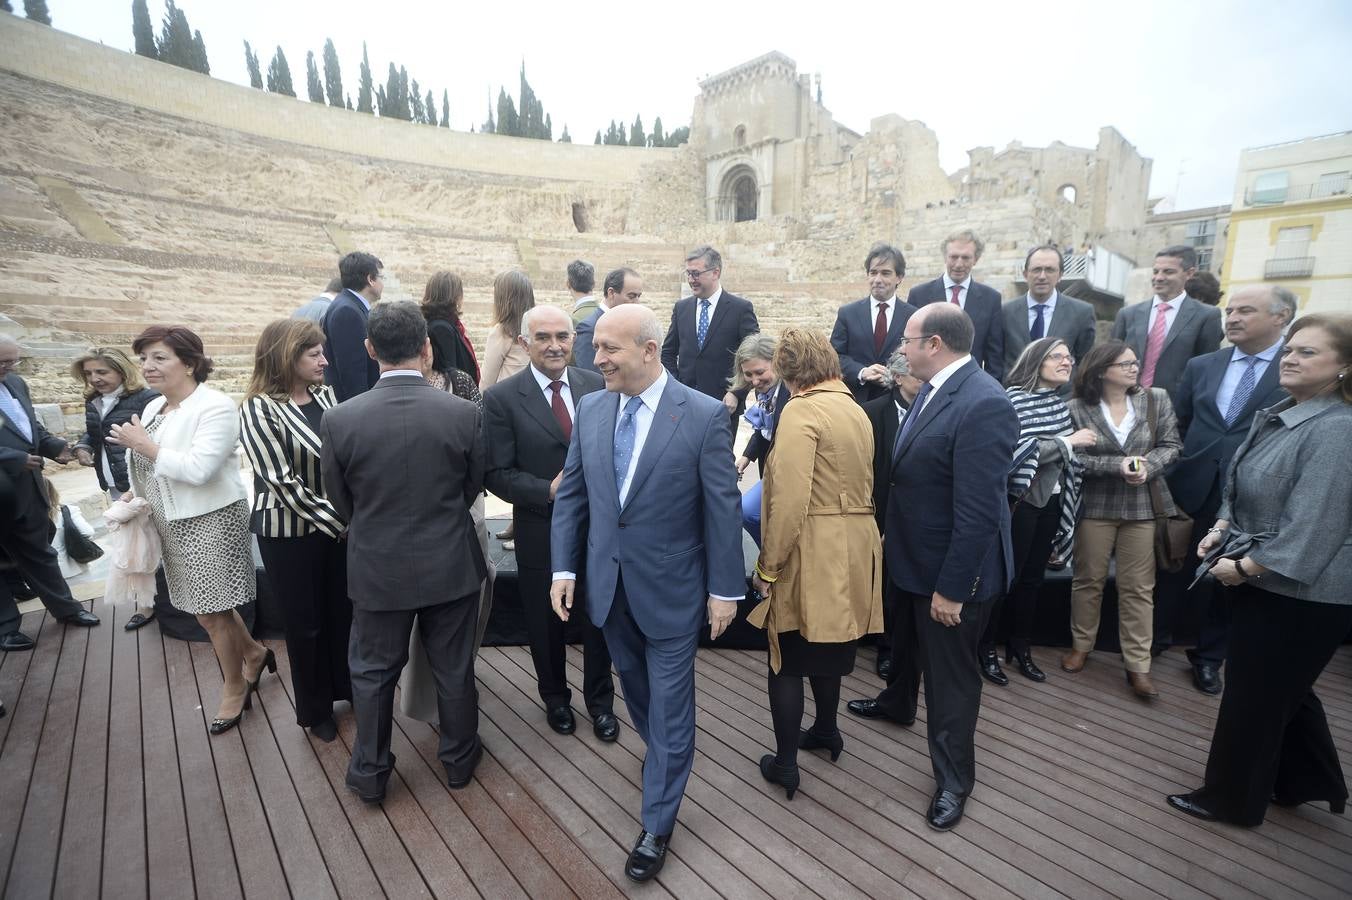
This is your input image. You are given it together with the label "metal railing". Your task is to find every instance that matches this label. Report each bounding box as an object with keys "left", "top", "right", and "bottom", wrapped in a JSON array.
[
  {"left": 1264, "top": 256, "right": 1316, "bottom": 279},
  {"left": 1244, "top": 180, "right": 1348, "bottom": 206}
]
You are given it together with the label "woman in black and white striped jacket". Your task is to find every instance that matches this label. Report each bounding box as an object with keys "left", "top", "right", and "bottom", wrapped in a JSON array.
[
  {"left": 239, "top": 318, "right": 350, "bottom": 743},
  {"left": 978, "top": 337, "right": 1096, "bottom": 686}
]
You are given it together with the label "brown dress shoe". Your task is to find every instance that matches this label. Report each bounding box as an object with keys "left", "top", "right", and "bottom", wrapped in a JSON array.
[
  {"left": 1126, "top": 671, "right": 1159, "bottom": 699},
  {"left": 1060, "top": 650, "right": 1088, "bottom": 673}
]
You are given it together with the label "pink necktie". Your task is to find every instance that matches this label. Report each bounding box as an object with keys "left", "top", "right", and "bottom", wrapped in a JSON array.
[
  {"left": 1140, "top": 303, "right": 1169, "bottom": 388},
  {"left": 949, "top": 284, "right": 962, "bottom": 306}
]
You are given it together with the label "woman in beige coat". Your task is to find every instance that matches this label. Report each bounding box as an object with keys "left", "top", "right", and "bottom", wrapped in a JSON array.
[{"left": 750, "top": 328, "right": 884, "bottom": 799}]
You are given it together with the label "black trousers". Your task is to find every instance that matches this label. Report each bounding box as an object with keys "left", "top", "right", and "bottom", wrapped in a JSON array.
[
  {"left": 1193, "top": 584, "right": 1352, "bottom": 826},
  {"left": 875, "top": 553, "right": 895, "bottom": 660},
  {"left": 347, "top": 592, "right": 480, "bottom": 797},
  {"left": 878, "top": 587, "right": 992, "bottom": 796},
  {"left": 256, "top": 532, "right": 351, "bottom": 726},
  {"left": 517, "top": 564, "right": 614, "bottom": 717},
  {"left": 0, "top": 495, "right": 83, "bottom": 636},
  {"left": 1154, "top": 482, "right": 1230, "bottom": 662},
  {"left": 980, "top": 498, "right": 1060, "bottom": 656}
]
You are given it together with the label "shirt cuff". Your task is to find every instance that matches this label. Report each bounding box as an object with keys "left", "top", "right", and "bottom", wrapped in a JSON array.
[
  {"left": 710, "top": 593, "right": 743, "bottom": 603},
  {"left": 552, "top": 572, "right": 576, "bottom": 582}
]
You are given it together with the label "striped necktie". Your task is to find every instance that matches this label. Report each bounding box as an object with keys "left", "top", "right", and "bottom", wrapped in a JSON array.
[{"left": 1224, "top": 357, "right": 1259, "bottom": 426}]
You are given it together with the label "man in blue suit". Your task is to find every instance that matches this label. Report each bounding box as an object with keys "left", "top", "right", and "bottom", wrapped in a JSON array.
[
  {"left": 831, "top": 242, "right": 918, "bottom": 403},
  {"left": 550, "top": 304, "right": 744, "bottom": 883},
  {"left": 323, "top": 251, "right": 383, "bottom": 402},
  {"left": 907, "top": 229, "right": 1006, "bottom": 381},
  {"left": 846, "top": 303, "right": 1018, "bottom": 831},
  {"left": 573, "top": 267, "right": 643, "bottom": 373},
  {"left": 1157, "top": 285, "right": 1291, "bottom": 690}
]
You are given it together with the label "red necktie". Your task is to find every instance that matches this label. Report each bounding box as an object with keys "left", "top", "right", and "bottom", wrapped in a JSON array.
[
  {"left": 549, "top": 381, "right": 572, "bottom": 443},
  {"left": 1140, "top": 303, "right": 1169, "bottom": 388},
  {"left": 873, "top": 301, "right": 889, "bottom": 356},
  {"left": 949, "top": 284, "right": 962, "bottom": 306}
]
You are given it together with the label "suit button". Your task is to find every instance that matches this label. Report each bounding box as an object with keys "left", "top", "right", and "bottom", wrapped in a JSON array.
[{"left": 619, "top": 522, "right": 627, "bottom": 529}]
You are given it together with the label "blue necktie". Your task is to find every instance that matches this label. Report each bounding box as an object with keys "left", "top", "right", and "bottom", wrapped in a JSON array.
[
  {"left": 696, "top": 299, "right": 710, "bottom": 349},
  {"left": 1224, "top": 356, "right": 1259, "bottom": 426},
  {"left": 1030, "top": 304, "right": 1047, "bottom": 340},
  {"left": 0, "top": 390, "right": 32, "bottom": 443},
  {"left": 613, "top": 395, "right": 644, "bottom": 503},
  {"left": 892, "top": 382, "right": 933, "bottom": 461}
]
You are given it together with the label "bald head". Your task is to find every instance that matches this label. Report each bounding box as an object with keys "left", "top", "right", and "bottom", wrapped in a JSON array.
[
  {"left": 0, "top": 334, "right": 18, "bottom": 352},
  {"left": 904, "top": 302, "right": 974, "bottom": 380},
  {"left": 0, "top": 335, "right": 20, "bottom": 377},
  {"left": 593, "top": 304, "right": 663, "bottom": 395},
  {"left": 1224, "top": 284, "right": 1296, "bottom": 353}
]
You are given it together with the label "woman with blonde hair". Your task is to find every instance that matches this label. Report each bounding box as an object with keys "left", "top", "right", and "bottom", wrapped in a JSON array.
[
  {"left": 730, "top": 332, "right": 788, "bottom": 545},
  {"left": 70, "top": 347, "right": 159, "bottom": 504},
  {"left": 239, "top": 319, "right": 350, "bottom": 742},
  {"left": 749, "top": 327, "right": 884, "bottom": 798},
  {"left": 478, "top": 269, "right": 534, "bottom": 391}
]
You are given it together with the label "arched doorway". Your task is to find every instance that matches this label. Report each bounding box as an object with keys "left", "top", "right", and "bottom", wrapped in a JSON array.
[{"left": 719, "top": 164, "right": 759, "bottom": 222}]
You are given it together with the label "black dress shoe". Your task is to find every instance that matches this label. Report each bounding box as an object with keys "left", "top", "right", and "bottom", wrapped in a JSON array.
[
  {"left": 875, "top": 656, "right": 893, "bottom": 680},
  {"left": 124, "top": 611, "right": 155, "bottom": 631},
  {"left": 1006, "top": 648, "right": 1046, "bottom": 683},
  {"left": 209, "top": 691, "right": 252, "bottom": 735},
  {"left": 927, "top": 790, "right": 966, "bottom": 831},
  {"left": 61, "top": 610, "right": 100, "bottom": 627},
  {"left": 846, "top": 698, "right": 914, "bottom": 725},
  {"left": 592, "top": 712, "right": 619, "bottom": 743},
  {"left": 1167, "top": 792, "right": 1219, "bottom": 821},
  {"left": 0, "top": 631, "right": 36, "bottom": 652},
  {"left": 447, "top": 741, "right": 483, "bottom": 789},
  {"left": 309, "top": 717, "right": 338, "bottom": 743},
  {"left": 547, "top": 705, "right": 576, "bottom": 735},
  {"left": 246, "top": 648, "right": 277, "bottom": 693},
  {"left": 1191, "top": 662, "right": 1223, "bottom": 695},
  {"left": 345, "top": 782, "right": 385, "bottom": 805},
  {"left": 979, "top": 649, "right": 1009, "bottom": 686},
  {"left": 625, "top": 830, "right": 669, "bottom": 883}
]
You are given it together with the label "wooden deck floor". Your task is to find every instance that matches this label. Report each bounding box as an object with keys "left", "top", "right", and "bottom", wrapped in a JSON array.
[{"left": 2, "top": 596, "right": 1349, "bottom": 899}]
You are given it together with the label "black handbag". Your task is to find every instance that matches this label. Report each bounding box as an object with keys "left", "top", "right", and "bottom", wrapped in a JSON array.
[{"left": 61, "top": 505, "right": 104, "bottom": 564}]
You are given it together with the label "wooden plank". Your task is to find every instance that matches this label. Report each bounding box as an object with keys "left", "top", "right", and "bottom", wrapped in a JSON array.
[
  {"left": 100, "top": 602, "right": 149, "bottom": 900},
  {"left": 52, "top": 597, "right": 117, "bottom": 899},
  {"left": 0, "top": 609, "right": 45, "bottom": 751},
  {"left": 138, "top": 624, "right": 195, "bottom": 900},
  {"left": 186, "top": 640, "right": 293, "bottom": 899}
]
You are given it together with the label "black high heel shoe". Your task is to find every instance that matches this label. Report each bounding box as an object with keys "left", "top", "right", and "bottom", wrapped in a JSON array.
[
  {"left": 1006, "top": 648, "right": 1047, "bottom": 683},
  {"left": 758, "top": 754, "right": 800, "bottom": 800},
  {"left": 798, "top": 728, "right": 844, "bottom": 762},
  {"left": 209, "top": 690, "right": 252, "bottom": 735},
  {"left": 246, "top": 648, "right": 277, "bottom": 693}
]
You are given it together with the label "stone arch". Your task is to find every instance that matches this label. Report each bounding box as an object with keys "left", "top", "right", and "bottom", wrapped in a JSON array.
[
  {"left": 717, "top": 163, "right": 759, "bottom": 222},
  {"left": 1058, "top": 183, "right": 1078, "bottom": 204}
]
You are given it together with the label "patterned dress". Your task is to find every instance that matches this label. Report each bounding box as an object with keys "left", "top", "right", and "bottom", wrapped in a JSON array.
[{"left": 131, "top": 414, "right": 256, "bottom": 614}]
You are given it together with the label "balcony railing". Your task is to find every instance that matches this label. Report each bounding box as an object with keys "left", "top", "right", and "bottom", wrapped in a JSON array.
[
  {"left": 1244, "top": 180, "right": 1348, "bottom": 206},
  {"left": 1264, "top": 256, "right": 1316, "bottom": 279}
]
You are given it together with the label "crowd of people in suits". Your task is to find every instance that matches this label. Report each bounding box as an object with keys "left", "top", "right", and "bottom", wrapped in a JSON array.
[{"left": 1, "top": 232, "right": 1350, "bottom": 882}]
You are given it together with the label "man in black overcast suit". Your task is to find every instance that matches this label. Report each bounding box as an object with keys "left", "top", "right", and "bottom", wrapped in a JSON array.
[
  {"left": 321, "top": 301, "right": 486, "bottom": 803},
  {"left": 1156, "top": 285, "right": 1291, "bottom": 688},
  {"left": 1002, "top": 245, "right": 1098, "bottom": 375},
  {"left": 661, "top": 244, "right": 759, "bottom": 410},
  {"left": 484, "top": 304, "right": 618, "bottom": 742},
  {"left": 832, "top": 242, "right": 918, "bottom": 403},
  {"left": 907, "top": 229, "right": 1005, "bottom": 382}
]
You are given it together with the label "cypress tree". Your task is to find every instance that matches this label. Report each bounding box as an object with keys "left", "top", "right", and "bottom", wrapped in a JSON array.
[
  {"left": 594, "top": 130, "right": 602, "bottom": 145},
  {"left": 191, "top": 29, "right": 209, "bottom": 74},
  {"left": 425, "top": 90, "right": 437, "bottom": 126},
  {"left": 243, "top": 41, "right": 263, "bottom": 89},
  {"left": 376, "top": 86, "right": 387, "bottom": 116},
  {"left": 322, "top": 39, "right": 343, "bottom": 107},
  {"left": 545, "top": 113, "right": 553, "bottom": 141},
  {"left": 651, "top": 117, "right": 665, "bottom": 148},
  {"left": 356, "top": 42, "right": 373, "bottom": 113},
  {"left": 132, "top": 0, "right": 157, "bottom": 59},
  {"left": 399, "top": 67, "right": 410, "bottom": 120},
  {"left": 23, "top": 0, "right": 50, "bottom": 25},
  {"left": 630, "top": 115, "right": 644, "bottom": 147},
  {"left": 156, "top": 1, "right": 195, "bottom": 70},
  {"left": 496, "top": 88, "right": 518, "bottom": 137},
  {"left": 483, "top": 93, "right": 495, "bottom": 134},
  {"left": 560, "top": 125, "right": 571, "bottom": 143},
  {"left": 266, "top": 46, "right": 295, "bottom": 97},
  {"left": 306, "top": 51, "right": 324, "bottom": 102},
  {"left": 442, "top": 90, "right": 449, "bottom": 128},
  {"left": 410, "top": 78, "right": 425, "bottom": 123}
]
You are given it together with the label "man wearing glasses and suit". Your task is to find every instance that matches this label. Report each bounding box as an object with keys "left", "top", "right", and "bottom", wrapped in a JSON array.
[{"left": 660, "top": 245, "right": 759, "bottom": 412}]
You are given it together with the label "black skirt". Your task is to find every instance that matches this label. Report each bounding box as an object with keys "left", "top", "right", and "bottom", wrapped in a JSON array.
[{"left": 774, "top": 630, "right": 858, "bottom": 678}]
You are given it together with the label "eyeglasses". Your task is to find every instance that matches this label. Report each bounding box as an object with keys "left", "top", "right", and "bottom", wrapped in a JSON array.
[
  {"left": 1046, "top": 352, "right": 1075, "bottom": 364},
  {"left": 1108, "top": 360, "right": 1141, "bottom": 370},
  {"left": 0, "top": 357, "right": 20, "bottom": 368},
  {"left": 684, "top": 268, "right": 716, "bottom": 279},
  {"left": 897, "top": 334, "right": 936, "bottom": 347}
]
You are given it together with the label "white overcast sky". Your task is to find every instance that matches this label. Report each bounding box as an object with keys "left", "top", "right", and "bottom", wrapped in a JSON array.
[{"left": 39, "top": 0, "right": 1352, "bottom": 209}]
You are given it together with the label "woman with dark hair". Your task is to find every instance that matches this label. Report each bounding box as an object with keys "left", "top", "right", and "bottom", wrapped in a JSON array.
[
  {"left": 749, "top": 327, "right": 883, "bottom": 798},
  {"left": 977, "top": 338, "right": 1097, "bottom": 685},
  {"left": 1062, "top": 340, "right": 1181, "bottom": 699},
  {"left": 109, "top": 325, "right": 273, "bottom": 735},
  {"left": 239, "top": 319, "right": 350, "bottom": 742},
  {"left": 1168, "top": 313, "right": 1352, "bottom": 827},
  {"left": 478, "top": 269, "right": 534, "bottom": 391},
  {"left": 421, "top": 270, "right": 480, "bottom": 387}
]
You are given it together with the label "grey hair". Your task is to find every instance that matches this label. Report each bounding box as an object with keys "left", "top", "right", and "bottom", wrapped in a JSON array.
[
  {"left": 366, "top": 300, "right": 427, "bottom": 364},
  {"left": 886, "top": 347, "right": 910, "bottom": 379},
  {"left": 1267, "top": 285, "right": 1299, "bottom": 324},
  {"left": 942, "top": 229, "right": 985, "bottom": 260},
  {"left": 730, "top": 332, "right": 778, "bottom": 391},
  {"left": 684, "top": 244, "right": 722, "bottom": 272},
  {"left": 634, "top": 308, "right": 663, "bottom": 346},
  {"left": 520, "top": 304, "right": 573, "bottom": 337}
]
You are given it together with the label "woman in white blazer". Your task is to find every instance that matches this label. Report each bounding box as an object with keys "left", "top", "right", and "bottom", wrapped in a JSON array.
[{"left": 109, "top": 326, "right": 274, "bottom": 736}]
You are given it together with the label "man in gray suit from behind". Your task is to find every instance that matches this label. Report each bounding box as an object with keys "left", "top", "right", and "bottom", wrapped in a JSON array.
[
  {"left": 1111, "top": 245, "right": 1223, "bottom": 400},
  {"left": 1002, "top": 245, "right": 1098, "bottom": 375},
  {"left": 321, "top": 301, "right": 487, "bottom": 803}
]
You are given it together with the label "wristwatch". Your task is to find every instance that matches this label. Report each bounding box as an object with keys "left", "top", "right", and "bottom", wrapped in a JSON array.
[{"left": 1234, "top": 558, "right": 1251, "bottom": 580}]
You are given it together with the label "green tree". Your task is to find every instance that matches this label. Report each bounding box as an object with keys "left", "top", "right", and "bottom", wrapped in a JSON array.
[
  {"left": 380, "top": 63, "right": 409, "bottom": 119},
  {"left": 425, "top": 90, "right": 437, "bottom": 127},
  {"left": 23, "top": 0, "right": 50, "bottom": 25},
  {"left": 190, "top": 29, "right": 209, "bottom": 74},
  {"left": 545, "top": 113, "right": 553, "bottom": 141},
  {"left": 356, "top": 42, "right": 373, "bottom": 113},
  {"left": 665, "top": 125, "right": 690, "bottom": 147},
  {"left": 156, "top": 1, "right": 196, "bottom": 70},
  {"left": 496, "top": 87, "right": 518, "bottom": 137},
  {"left": 410, "top": 78, "right": 425, "bottom": 123},
  {"left": 442, "top": 89, "right": 449, "bottom": 128},
  {"left": 630, "top": 114, "right": 644, "bottom": 147},
  {"left": 243, "top": 40, "right": 263, "bottom": 89},
  {"left": 266, "top": 46, "right": 295, "bottom": 97},
  {"left": 560, "top": 125, "right": 571, "bottom": 143},
  {"left": 322, "top": 39, "right": 343, "bottom": 107},
  {"left": 305, "top": 51, "right": 324, "bottom": 103},
  {"left": 375, "top": 86, "right": 387, "bottom": 116},
  {"left": 650, "top": 117, "right": 665, "bottom": 148},
  {"left": 132, "top": 0, "right": 157, "bottom": 59},
  {"left": 483, "top": 93, "right": 495, "bottom": 134},
  {"left": 594, "top": 130, "right": 602, "bottom": 145}
]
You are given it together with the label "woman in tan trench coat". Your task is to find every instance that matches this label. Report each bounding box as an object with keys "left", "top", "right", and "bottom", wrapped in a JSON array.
[{"left": 749, "top": 328, "right": 884, "bottom": 799}]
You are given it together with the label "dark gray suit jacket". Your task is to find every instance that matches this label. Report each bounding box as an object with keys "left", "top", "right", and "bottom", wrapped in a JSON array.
[
  {"left": 830, "top": 297, "right": 917, "bottom": 402},
  {"left": 1110, "top": 295, "right": 1223, "bottom": 400},
  {"left": 1, "top": 373, "right": 68, "bottom": 525},
  {"left": 660, "top": 291, "right": 759, "bottom": 398},
  {"left": 1001, "top": 292, "right": 1097, "bottom": 373},
  {"left": 907, "top": 278, "right": 1006, "bottom": 382},
  {"left": 320, "top": 374, "right": 486, "bottom": 611}
]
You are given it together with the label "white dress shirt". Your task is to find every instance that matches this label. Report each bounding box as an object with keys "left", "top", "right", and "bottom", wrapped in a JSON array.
[
  {"left": 871, "top": 294, "right": 898, "bottom": 332},
  {"left": 942, "top": 274, "right": 972, "bottom": 310},
  {"left": 1101, "top": 398, "right": 1137, "bottom": 448},
  {"left": 347, "top": 288, "right": 372, "bottom": 312},
  {"left": 906, "top": 354, "right": 972, "bottom": 424},
  {"left": 615, "top": 370, "right": 668, "bottom": 506},
  {"left": 530, "top": 364, "right": 575, "bottom": 421},
  {"left": 379, "top": 369, "right": 423, "bottom": 380},
  {"left": 0, "top": 381, "right": 34, "bottom": 442},
  {"left": 1027, "top": 290, "right": 1060, "bottom": 333},
  {"left": 95, "top": 386, "right": 124, "bottom": 487},
  {"left": 1214, "top": 337, "right": 1283, "bottom": 416},
  {"left": 692, "top": 287, "right": 723, "bottom": 330},
  {"left": 1146, "top": 292, "right": 1186, "bottom": 339}
]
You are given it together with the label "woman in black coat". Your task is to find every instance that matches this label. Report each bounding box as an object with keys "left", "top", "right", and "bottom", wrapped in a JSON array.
[
  {"left": 421, "top": 270, "right": 480, "bottom": 388},
  {"left": 71, "top": 347, "right": 159, "bottom": 501}
]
